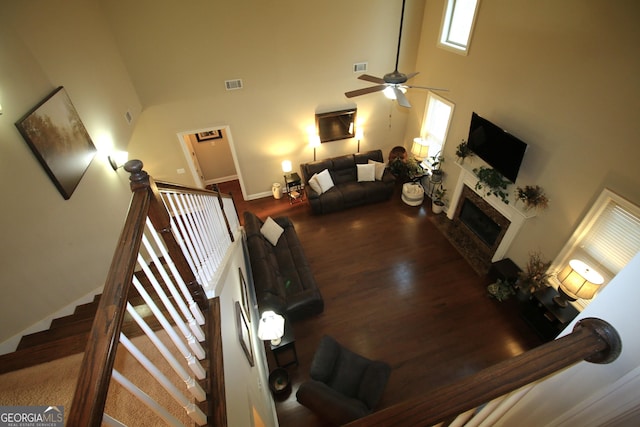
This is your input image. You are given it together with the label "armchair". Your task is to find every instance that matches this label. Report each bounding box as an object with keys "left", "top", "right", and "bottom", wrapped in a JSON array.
[{"left": 296, "top": 335, "right": 391, "bottom": 425}]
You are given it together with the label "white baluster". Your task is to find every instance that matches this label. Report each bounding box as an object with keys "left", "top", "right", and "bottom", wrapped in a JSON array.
[
  {"left": 137, "top": 254, "right": 206, "bottom": 353},
  {"left": 126, "top": 302, "right": 206, "bottom": 402},
  {"left": 118, "top": 333, "right": 208, "bottom": 426},
  {"left": 110, "top": 369, "right": 187, "bottom": 426},
  {"left": 145, "top": 218, "right": 205, "bottom": 325},
  {"left": 140, "top": 230, "right": 205, "bottom": 341},
  {"left": 131, "top": 276, "right": 206, "bottom": 368}
]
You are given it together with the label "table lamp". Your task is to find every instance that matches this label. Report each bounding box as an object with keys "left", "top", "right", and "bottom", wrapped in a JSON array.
[
  {"left": 553, "top": 259, "right": 604, "bottom": 308},
  {"left": 411, "top": 137, "right": 429, "bottom": 160},
  {"left": 258, "top": 310, "right": 285, "bottom": 345},
  {"left": 282, "top": 160, "right": 293, "bottom": 180}
]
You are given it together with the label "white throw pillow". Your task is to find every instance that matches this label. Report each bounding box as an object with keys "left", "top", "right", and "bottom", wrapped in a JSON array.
[
  {"left": 357, "top": 163, "right": 376, "bottom": 182},
  {"left": 368, "top": 159, "right": 386, "bottom": 181},
  {"left": 308, "top": 173, "right": 323, "bottom": 194},
  {"left": 316, "top": 169, "right": 335, "bottom": 193},
  {"left": 260, "top": 216, "right": 284, "bottom": 246}
]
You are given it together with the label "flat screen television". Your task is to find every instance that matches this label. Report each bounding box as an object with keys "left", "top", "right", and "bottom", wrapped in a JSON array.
[
  {"left": 316, "top": 108, "right": 356, "bottom": 143},
  {"left": 467, "top": 112, "right": 527, "bottom": 183}
]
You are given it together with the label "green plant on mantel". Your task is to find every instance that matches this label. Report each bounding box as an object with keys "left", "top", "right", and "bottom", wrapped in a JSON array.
[
  {"left": 473, "top": 166, "right": 511, "bottom": 204},
  {"left": 455, "top": 140, "right": 474, "bottom": 162}
]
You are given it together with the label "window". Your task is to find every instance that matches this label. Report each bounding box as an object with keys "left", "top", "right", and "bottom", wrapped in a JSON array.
[
  {"left": 550, "top": 189, "right": 640, "bottom": 309},
  {"left": 420, "top": 92, "right": 454, "bottom": 169},
  {"left": 438, "top": 0, "right": 480, "bottom": 55}
]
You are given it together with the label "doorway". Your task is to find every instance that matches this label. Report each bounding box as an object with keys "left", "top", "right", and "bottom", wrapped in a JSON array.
[{"left": 177, "top": 125, "right": 247, "bottom": 200}]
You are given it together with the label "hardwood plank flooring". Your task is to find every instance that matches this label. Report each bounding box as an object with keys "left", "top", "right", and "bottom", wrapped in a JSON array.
[{"left": 219, "top": 180, "right": 541, "bottom": 427}]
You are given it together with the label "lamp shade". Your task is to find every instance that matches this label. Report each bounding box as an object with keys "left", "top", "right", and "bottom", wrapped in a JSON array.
[
  {"left": 309, "top": 134, "right": 321, "bottom": 148},
  {"left": 558, "top": 259, "right": 604, "bottom": 300},
  {"left": 281, "top": 160, "right": 292, "bottom": 173},
  {"left": 411, "top": 138, "right": 429, "bottom": 160},
  {"left": 257, "top": 311, "right": 285, "bottom": 345}
]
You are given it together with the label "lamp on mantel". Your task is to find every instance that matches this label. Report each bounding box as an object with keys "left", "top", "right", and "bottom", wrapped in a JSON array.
[
  {"left": 553, "top": 259, "right": 604, "bottom": 308},
  {"left": 257, "top": 310, "right": 285, "bottom": 345},
  {"left": 411, "top": 137, "right": 429, "bottom": 160}
]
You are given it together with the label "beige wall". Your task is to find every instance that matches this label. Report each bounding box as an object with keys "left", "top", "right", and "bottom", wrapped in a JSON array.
[
  {"left": 408, "top": 0, "right": 640, "bottom": 268},
  {"left": 0, "top": 0, "right": 141, "bottom": 344},
  {"left": 109, "top": 0, "right": 426, "bottom": 196},
  {"left": 190, "top": 130, "right": 237, "bottom": 182}
]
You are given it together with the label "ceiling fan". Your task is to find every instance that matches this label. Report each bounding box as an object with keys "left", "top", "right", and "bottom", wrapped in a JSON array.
[{"left": 344, "top": 0, "right": 448, "bottom": 108}]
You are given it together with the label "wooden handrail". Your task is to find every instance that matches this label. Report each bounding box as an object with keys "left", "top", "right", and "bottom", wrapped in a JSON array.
[
  {"left": 68, "top": 160, "right": 222, "bottom": 426},
  {"left": 347, "top": 317, "right": 621, "bottom": 427},
  {"left": 67, "top": 188, "right": 150, "bottom": 426}
]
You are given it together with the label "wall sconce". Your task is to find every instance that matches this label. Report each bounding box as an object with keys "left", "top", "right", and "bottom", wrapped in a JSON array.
[
  {"left": 355, "top": 128, "right": 364, "bottom": 153},
  {"left": 411, "top": 137, "right": 429, "bottom": 160},
  {"left": 309, "top": 134, "right": 321, "bottom": 161},
  {"left": 553, "top": 259, "right": 604, "bottom": 308},
  {"left": 108, "top": 151, "right": 129, "bottom": 171},
  {"left": 0, "top": 104, "right": 3, "bottom": 115},
  {"left": 257, "top": 310, "right": 285, "bottom": 345}
]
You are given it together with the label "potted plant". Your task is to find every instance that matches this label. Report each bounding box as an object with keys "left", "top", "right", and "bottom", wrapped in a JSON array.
[
  {"left": 516, "top": 251, "right": 552, "bottom": 295},
  {"left": 455, "top": 140, "right": 474, "bottom": 164},
  {"left": 388, "top": 155, "right": 424, "bottom": 182},
  {"left": 428, "top": 151, "right": 445, "bottom": 183},
  {"left": 432, "top": 185, "right": 447, "bottom": 214},
  {"left": 473, "top": 166, "right": 511, "bottom": 204},
  {"left": 516, "top": 185, "right": 549, "bottom": 212},
  {"left": 487, "top": 278, "right": 515, "bottom": 301}
]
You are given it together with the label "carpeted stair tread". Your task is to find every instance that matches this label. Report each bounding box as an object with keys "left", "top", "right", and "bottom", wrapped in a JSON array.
[{"left": 0, "top": 333, "right": 89, "bottom": 375}]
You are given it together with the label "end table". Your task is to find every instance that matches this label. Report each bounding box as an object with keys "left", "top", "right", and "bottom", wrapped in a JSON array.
[{"left": 270, "top": 316, "right": 298, "bottom": 368}]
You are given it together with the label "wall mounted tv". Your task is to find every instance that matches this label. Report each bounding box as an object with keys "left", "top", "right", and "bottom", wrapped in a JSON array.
[
  {"left": 316, "top": 108, "right": 356, "bottom": 143},
  {"left": 467, "top": 112, "right": 528, "bottom": 183}
]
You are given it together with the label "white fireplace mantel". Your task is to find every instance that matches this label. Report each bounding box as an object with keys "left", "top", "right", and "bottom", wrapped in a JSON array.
[{"left": 447, "top": 162, "right": 536, "bottom": 262}]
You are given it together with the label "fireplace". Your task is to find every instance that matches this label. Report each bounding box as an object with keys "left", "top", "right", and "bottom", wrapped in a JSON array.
[
  {"left": 446, "top": 162, "right": 536, "bottom": 264},
  {"left": 453, "top": 185, "right": 511, "bottom": 259},
  {"left": 459, "top": 199, "right": 502, "bottom": 247}
]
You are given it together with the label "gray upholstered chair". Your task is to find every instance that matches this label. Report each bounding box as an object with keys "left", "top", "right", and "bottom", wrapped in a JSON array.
[{"left": 296, "top": 335, "right": 391, "bottom": 425}]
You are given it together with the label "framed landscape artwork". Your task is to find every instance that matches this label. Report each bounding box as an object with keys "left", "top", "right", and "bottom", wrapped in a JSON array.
[
  {"left": 235, "top": 301, "right": 254, "bottom": 367},
  {"left": 15, "top": 86, "right": 96, "bottom": 199},
  {"left": 195, "top": 129, "right": 222, "bottom": 142}
]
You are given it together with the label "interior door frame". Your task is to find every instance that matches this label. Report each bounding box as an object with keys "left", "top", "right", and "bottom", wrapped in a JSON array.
[{"left": 177, "top": 125, "right": 248, "bottom": 200}]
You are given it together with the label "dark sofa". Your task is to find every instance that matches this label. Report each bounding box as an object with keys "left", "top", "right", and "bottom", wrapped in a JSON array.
[
  {"left": 300, "top": 149, "right": 395, "bottom": 215},
  {"left": 243, "top": 211, "right": 323, "bottom": 321}
]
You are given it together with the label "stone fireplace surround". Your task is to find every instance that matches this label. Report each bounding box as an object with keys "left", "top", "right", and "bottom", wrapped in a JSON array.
[{"left": 447, "top": 162, "right": 536, "bottom": 263}]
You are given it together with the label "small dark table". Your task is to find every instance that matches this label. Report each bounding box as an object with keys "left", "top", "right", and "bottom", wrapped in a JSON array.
[
  {"left": 270, "top": 316, "right": 298, "bottom": 368},
  {"left": 521, "top": 287, "right": 579, "bottom": 341},
  {"left": 284, "top": 172, "right": 304, "bottom": 204}
]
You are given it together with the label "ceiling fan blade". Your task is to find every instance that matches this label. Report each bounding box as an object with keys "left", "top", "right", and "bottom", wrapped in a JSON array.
[
  {"left": 394, "top": 87, "right": 411, "bottom": 108},
  {"left": 404, "top": 72, "right": 419, "bottom": 81},
  {"left": 406, "top": 84, "right": 450, "bottom": 92},
  {"left": 358, "top": 74, "right": 386, "bottom": 84},
  {"left": 345, "top": 85, "right": 387, "bottom": 98}
]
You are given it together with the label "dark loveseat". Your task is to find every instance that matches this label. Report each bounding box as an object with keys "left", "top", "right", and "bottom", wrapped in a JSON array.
[
  {"left": 300, "top": 149, "right": 395, "bottom": 215},
  {"left": 243, "top": 211, "right": 324, "bottom": 321}
]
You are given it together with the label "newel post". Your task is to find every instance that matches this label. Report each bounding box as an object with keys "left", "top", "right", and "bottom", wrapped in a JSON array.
[{"left": 124, "top": 160, "right": 208, "bottom": 311}]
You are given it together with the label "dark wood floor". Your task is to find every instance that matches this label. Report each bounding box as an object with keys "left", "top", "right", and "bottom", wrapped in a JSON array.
[{"left": 218, "top": 180, "right": 542, "bottom": 427}]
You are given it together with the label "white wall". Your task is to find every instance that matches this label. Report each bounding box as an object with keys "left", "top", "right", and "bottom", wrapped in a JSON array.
[
  {"left": 493, "top": 253, "right": 640, "bottom": 426},
  {"left": 0, "top": 0, "right": 142, "bottom": 346},
  {"left": 214, "top": 239, "right": 277, "bottom": 427}
]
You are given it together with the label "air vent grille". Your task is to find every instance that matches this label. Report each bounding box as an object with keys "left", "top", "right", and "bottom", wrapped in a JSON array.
[
  {"left": 353, "top": 62, "right": 368, "bottom": 73},
  {"left": 225, "top": 79, "right": 243, "bottom": 90}
]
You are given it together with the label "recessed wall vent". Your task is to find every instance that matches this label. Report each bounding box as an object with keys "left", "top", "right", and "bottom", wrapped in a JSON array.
[
  {"left": 225, "top": 79, "right": 244, "bottom": 91},
  {"left": 353, "top": 62, "right": 368, "bottom": 73}
]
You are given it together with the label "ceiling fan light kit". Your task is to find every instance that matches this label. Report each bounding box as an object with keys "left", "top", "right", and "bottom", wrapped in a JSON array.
[{"left": 345, "top": 0, "right": 448, "bottom": 108}]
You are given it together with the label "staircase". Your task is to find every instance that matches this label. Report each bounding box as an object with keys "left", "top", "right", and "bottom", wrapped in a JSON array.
[{"left": 0, "top": 269, "right": 173, "bottom": 375}]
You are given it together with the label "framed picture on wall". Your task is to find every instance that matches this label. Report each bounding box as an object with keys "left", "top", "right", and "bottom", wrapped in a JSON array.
[
  {"left": 15, "top": 86, "right": 96, "bottom": 200},
  {"left": 239, "top": 268, "right": 251, "bottom": 323},
  {"left": 196, "top": 130, "right": 222, "bottom": 142},
  {"left": 236, "top": 301, "right": 254, "bottom": 367}
]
